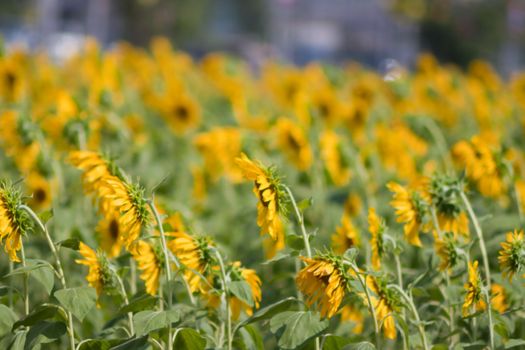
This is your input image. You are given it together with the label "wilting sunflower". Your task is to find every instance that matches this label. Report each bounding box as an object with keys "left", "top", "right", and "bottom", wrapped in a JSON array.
[
  {"left": 366, "top": 276, "right": 399, "bottom": 340},
  {"left": 0, "top": 182, "right": 30, "bottom": 262},
  {"left": 130, "top": 240, "right": 162, "bottom": 296},
  {"left": 96, "top": 212, "right": 123, "bottom": 258},
  {"left": 331, "top": 213, "right": 360, "bottom": 255},
  {"left": 434, "top": 232, "right": 459, "bottom": 272},
  {"left": 491, "top": 283, "right": 508, "bottom": 314},
  {"left": 498, "top": 229, "right": 525, "bottom": 281},
  {"left": 168, "top": 231, "right": 214, "bottom": 293},
  {"left": 99, "top": 177, "right": 151, "bottom": 248},
  {"left": 368, "top": 208, "right": 385, "bottom": 270},
  {"left": 387, "top": 182, "right": 427, "bottom": 247},
  {"left": 463, "top": 260, "right": 487, "bottom": 316},
  {"left": 75, "top": 242, "right": 114, "bottom": 297},
  {"left": 69, "top": 150, "right": 118, "bottom": 211},
  {"left": 275, "top": 118, "right": 312, "bottom": 171},
  {"left": 296, "top": 256, "right": 348, "bottom": 318},
  {"left": 235, "top": 153, "right": 286, "bottom": 257}
]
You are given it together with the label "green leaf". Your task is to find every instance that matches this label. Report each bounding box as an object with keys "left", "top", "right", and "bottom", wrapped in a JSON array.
[
  {"left": 322, "top": 335, "right": 352, "bottom": 350},
  {"left": 173, "top": 328, "right": 206, "bottom": 350},
  {"left": 505, "top": 339, "right": 525, "bottom": 349},
  {"left": 133, "top": 309, "right": 183, "bottom": 336},
  {"left": 298, "top": 197, "right": 313, "bottom": 211},
  {"left": 237, "top": 324, "right": 264, "bottom": 350},
  {"left": 78, "top": 339, "right": 129, "bottom": 350},
  {"left": 269, "top": 311, "right": 329, "bottom": 349},
  {"left": 229, "top": 281, "right": 254, "bottom": 307},
  {"left": 26, "top": 259, "right": 55, "bottom": 295},
  {"left": 25, "top": 321, "right": 66, "bottom": 349},
  {"left": 261, "top": 251, "right": 291, "bottom": 265},
  {"left": 38, "top": 209, "right": 54, "bottom": 225},
  {"left": 8, "top": 330, "right": 26, "bottom": 350},
  {"left": 285, "top": 235, "right": 304, "bottom": 251},
  {"left": 343, "top": 248, "right": 359, "bottom": 262},
  {"left": 13, "top": 304, "right": 61, "bottom": 330},
  {"left": 111, "top": 335, "right": 149, "bottom": 350},
  {"left": 118, "top": 294, "right": 159, "bottom": 315},
  {"left": 342, "top": 342, "right": 376, "bottom": 350},
  {"left": 0, "top": 305, "right": 17, "bottom": 338},
  {"left": 55, "top": 238, "right": 80, "bottom": 251},
  {"left": 237, "top": 297, "right": 300, "bottom": 328},
  {"left": 54, "top": 287, "right": 96, "bottom": 322}
]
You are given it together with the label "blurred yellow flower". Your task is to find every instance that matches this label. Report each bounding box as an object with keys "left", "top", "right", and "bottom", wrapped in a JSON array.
[
  {"left": 462, "top": 261, "right": 486, "bottom": 316},
  {"left": 130, "top": 240, "right": 162, "bottom": 296}
]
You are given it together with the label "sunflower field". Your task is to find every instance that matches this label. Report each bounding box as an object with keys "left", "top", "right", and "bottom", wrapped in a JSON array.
[{"left": 1, "top": 38, "right": 525, "bottom": 350}]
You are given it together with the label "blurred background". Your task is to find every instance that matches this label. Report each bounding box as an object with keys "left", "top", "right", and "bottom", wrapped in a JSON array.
[{"left": 1, "top": 0, "right": 524, "bottom": 75}]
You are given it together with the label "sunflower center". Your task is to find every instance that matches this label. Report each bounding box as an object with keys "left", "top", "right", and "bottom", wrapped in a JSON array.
[
  {"left": 34, "top": 188, "right": 47, "bottom": 203},
  {"left": 318, "top": 103, "right": 330, "bottom": 118},
  {"left": 173, "top": 105, "right": 189, "bottom": 121},
  {"left": 109, "top": 218, "right": 120, "bottom": 240},
  {"left": 5, "top": 71, "right": 16, "bottom": 92},
  {"left": 286, "top": 132, "right": 302, "bottom": 153}
]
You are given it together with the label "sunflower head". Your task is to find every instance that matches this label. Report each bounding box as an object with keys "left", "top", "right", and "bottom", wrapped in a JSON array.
[
  {"left": 296, "top": 252, "right": 350, "bottom": 318},
  {"left": 75, "top": 242, "right": 119, "bottom": 297},
  {"left": 366, "top": 275, "right": 401, "bottom": 340},
  {"left": 130, "top": 240, "right": 163, "bottom": 296},
  {"left": 331, "top": 213, "right": 360, "bottom": 255},
  {"left": 434, "top": 232, "right": 460, "bottom": 272},
  {"left": 462, "top": 260, "right": 486, "bottom": 316},
  {"left": 498, "top": 229, "right": 525, "bottom": 281},
  {"left": 429, "top": 175, "right": 469, "bottom": 237},
  {"left": 0, "top": 180, "right": 32, "bottom": 262}
]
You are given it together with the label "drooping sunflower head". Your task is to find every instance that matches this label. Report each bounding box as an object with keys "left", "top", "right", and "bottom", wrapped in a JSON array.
[
  {"left": 462, "top": 260, "right": 487, "bottom": 316},
  {"left": 0, "top": 181, "right": 31, "bottom": 262},
  {"left": 387, "top": 181, "right": 428, "bottom": 247},
  {"left": 434, "top": 232, "right": 460, "bottom": 272},
  {"left": 130, "top": 240, "right": 163, "bottom": 296},
  {"left": 296, "top": 254, "right": 349, "bottom": 318},
  {"left": 366, "top": 275, "right": 401, "bottom": 340},
  {"left": 275, "top": 118, "right": 313, "bottom": 171},
  {"left": 168, "top": 231, "right": 215, "bottom": 294},
  {"left": 368, "top": 208, "right": 386, "bottom": 270},
  {"left": 498, "top": 229, "right": 525, "bottom": 281},
  {"left": 75, "top": 242, "right": 118, "bottom": 297},
  {"left": 490, "top": 283, "right": 508, "bottom": 314},
  {"left": 235, "top": 153, "right": 288, "bottom": 252},
  {"left": 331, "top": 213, "right": 360, "bottom": 255},
  {"left": 96, "top": 211, "right": 123, "bottom": 258},
  {"left": 429, "top": 175, "right": 469, "bottom": 238}
]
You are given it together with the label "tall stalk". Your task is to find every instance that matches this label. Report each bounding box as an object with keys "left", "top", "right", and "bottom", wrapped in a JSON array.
[{"left": 19, "top": 205, "right": 76, "bottom": 350}]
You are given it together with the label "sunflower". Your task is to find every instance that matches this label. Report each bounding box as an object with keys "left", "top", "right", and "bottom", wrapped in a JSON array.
[
  {"left": 235, "top": 153, "right": 285, "bottom": 257},
  {"left": 75, "top": 242, "right": 113, "bottom": 297},
  {"left": 275, "top": 118, "right": 312, "bottom": 171},
  {"left": 69, "top": 150, "right": 118, "bottom": 210},
  {"left": 26, "top": 172, "right": 53, "bottom": 210},
  {"left": 366, "top": 276, "right": 398, "bottom": 340},
  {"left": 320, "top": 130, "right": 351, "bottom": 186},
  {"left": 462, "top": 260, "right": 487, "bottom": 316},
  {"left": 0, "top": 58, "right": 24, "bottom": 103},
  {"left": 344, "top": 193, "right": 362, "bottom": 217},
  {"left": 340, "top": 304, "right": 364, "bottom": 334},
  {"left": 331, "top": 213, "right": 360, "bottom": 255},
  {"left": 0, "top": 182, "right": 30, "bottom": 262},
  {"left": 158, "top": 92, "right": 200, "bottom": 135},
  {"left": 99, "top": 177, "right": 151, "bottom": 248},
  {"left": 168, "top": 231, "right": 214, "bottom": 293},
  {"left": 96, "top": 212, "right": 123, "bottom": 258},
  {"left": 498, "top": 229, "right": 525, "bottom": 281},
  {"left": 434, "top": 232, "right": 459, "bottom": 272},
  {"left": 296, "top": 256, "right": 347, "bottom": 318},
  {"left": 387, "top": 182, "right": 426, "bottom": 247},
  {"left": 368, "top": 208, "right": 385, "bottom": 270},
  {"left": 490, "top": 283, "right": 508, "bottom": 314},
  {"left": 130, "top": 240, "right": 162, "bottom": 296}
]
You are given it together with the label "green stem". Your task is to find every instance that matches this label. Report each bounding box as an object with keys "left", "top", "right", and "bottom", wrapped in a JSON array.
[
  {"left": 114, "top": 271, "right": 135, "bottom": 335},
  {"left": 19, "top": 204, "right": 76, "bottom": 350},
  {"left": 129, "top": 257, "right": 137, "bottom": 295},
  {"left": 514, "top": 183, "right": 524, "bottom": 223},
  {"left": 458, "top": 192, "right": 494, "bottom": 349},
  {"left": 419, "top": 117, "right": 454, "bottom": 174},
  {"left": 483, "top": 289, "right": 495, "bottom": 350},
  {"left": 214, "top": 250, "right": 232, "bottom": 350},
  {"left": 389, "top": 285, "right": 429, "bottom": 350},
  {"left": 283, "top": 185, "right": 312, "bottom": 258},
  {"left": 394, "top": 254, "right": 403, "bottom": 289},
  {"left": 283, "top": 185, "right": 319, "bottom": 350},
  {"left": 347, "top": 263, "right": 380, "bottom": 348},
  {"left": 147, "top": 200, "right": 173, "bottom": 350},
  {"left": 19, "top": 241, "right": 29, "bottom": 316}
]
